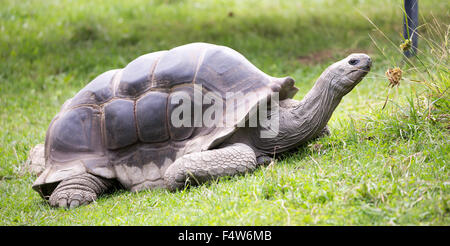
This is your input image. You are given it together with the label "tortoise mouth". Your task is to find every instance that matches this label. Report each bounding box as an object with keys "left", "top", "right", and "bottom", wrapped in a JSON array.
[
  {"left": 328, "top": 68, "right": 368, "bottom": 95},
  {"left": 345, "top": 67, "right": 369, "bottom": 81}
]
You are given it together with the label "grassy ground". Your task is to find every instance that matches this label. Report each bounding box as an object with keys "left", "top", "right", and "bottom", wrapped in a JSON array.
[{"left": 0, "top": 0, "right": 448, "bottom": 225}]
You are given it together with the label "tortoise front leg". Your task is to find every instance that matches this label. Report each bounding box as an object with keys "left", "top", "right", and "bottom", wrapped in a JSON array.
[
  {"left": 164, "top": 143, "right": 258, "bottom": 191},
  {"left": 49, "top": 173, "right": 116, "bottom": 209}
]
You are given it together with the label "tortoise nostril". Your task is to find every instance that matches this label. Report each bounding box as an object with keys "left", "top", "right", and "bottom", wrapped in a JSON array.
[{"left": 349, "top": 59, "right": 359, "bottom": 66}]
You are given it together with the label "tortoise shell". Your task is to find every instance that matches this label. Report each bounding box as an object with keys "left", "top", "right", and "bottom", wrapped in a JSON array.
[{"left": 32, "top": 43, "right": 298, "bottom": 198}]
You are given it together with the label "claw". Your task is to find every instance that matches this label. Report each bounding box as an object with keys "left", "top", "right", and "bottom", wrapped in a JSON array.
[
  {"left": 49, "top": 189, "right": 95, "bottom": 209},
  {"left": 58, "top": 198, "right": 68, "bottom": 208},
  {"left": 69, "top": 200, "right": 80, "bottom": 209}
]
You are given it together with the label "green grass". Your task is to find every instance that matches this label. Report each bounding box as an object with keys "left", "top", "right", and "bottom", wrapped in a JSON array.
[{"left": 0, "top": 0, "right": 449, "bottom": 225}]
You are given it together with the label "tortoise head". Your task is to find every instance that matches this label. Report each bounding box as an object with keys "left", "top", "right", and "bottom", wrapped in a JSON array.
[{"left": 325, "top": 53, "right": 372, "bottom": 96}]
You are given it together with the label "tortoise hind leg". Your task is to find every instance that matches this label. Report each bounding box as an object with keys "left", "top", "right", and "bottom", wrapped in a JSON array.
[
  {"left": 163, "top": 143, "right": 258, "bottom": 191},
  {"left": 49, "top": 173, "right": 116, "bottom": 209}
]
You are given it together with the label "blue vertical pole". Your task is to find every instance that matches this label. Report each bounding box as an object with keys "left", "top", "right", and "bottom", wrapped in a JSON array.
[{"left": 403, "top": 0, "right": 419, "bottom": 57}]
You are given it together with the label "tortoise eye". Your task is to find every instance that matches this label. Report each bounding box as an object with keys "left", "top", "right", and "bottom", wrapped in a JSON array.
[{"left": 348, "top": 59, "right": 359, "bottom": 66}]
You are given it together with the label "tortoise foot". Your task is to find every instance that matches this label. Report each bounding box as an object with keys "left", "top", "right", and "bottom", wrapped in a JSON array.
[
  {"left": 49, "top": 187, "right": 97, "bottom": 209},
  {"left": 48, "top": 173, "right": 113, "bottom": 209}
]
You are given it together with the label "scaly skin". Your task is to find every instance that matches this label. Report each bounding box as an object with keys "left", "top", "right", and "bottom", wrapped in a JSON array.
[
  {"left": 49, "top": 173, "right": 115, "bottom": 209},
  {"left": 164, "top": 143, "right": 257, "bottom": 191}
]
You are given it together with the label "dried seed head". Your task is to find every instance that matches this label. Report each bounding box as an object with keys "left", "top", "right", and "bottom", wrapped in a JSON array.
[{"left": 385, "top": 67, "right": 403, "bottom": 87}]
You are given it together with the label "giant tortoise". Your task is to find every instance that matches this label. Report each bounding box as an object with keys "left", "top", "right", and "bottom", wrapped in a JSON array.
[{"left": 31, "top": 42, "right": 371, "bottom": 208}]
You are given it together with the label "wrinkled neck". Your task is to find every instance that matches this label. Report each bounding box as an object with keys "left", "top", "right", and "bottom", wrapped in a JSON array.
[
  {"left": 245, "top": 71, "right": 345, "bottom": 155},
  {"left": 252, "top": 72, "right": 343, "bottom": 154},
  {"left": 295, "top": 73, "right": 341, "bottom": 138}
]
